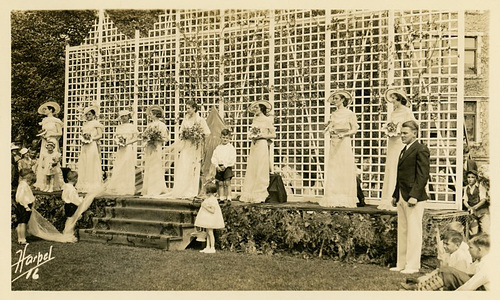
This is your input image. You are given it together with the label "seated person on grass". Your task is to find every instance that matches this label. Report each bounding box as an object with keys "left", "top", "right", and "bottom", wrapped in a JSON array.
[
  {"left": 438, "top": 230, "right": 472, "bottom": 273},
  {"left": 439, "top": 233, "right": 490, "bottom": 291}
]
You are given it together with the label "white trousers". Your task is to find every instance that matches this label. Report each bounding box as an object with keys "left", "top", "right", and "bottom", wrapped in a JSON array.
[{"left": 396, "top": 195, "right": 425, "bottom": 271}]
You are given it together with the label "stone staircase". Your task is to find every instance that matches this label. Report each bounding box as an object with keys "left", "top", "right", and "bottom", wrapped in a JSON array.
[{"left": 78, "top": 197, "right": 201, "bottom": 250}]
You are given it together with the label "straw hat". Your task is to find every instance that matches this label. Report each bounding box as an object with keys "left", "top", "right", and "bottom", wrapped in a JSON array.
[
  {"left": 327, "top": 90, "right": 353, "bottom": 106},
  {"left": 248, "top": 100, "right": 272, "bottom": 113},
  {"left": 83, "top": 105, "right": 99, "bottom": 115},
  {"left": 384, "top": 89, "right": 411, "bottom": 105},
  {"left": 20, "top": 148, "right": 29, "bottom": 155},
  {"left": 146, "top": 105, "right": 164, "bottom": 117},
  {"left": 116, "top": 109, "right": 133, "bottom": 120},
  {"left": 45, "top": 140, "right": 56, "bottom": 148},
  {"left": 11, "top": 143, "right": 20, "bottom": 151},
  {"left": 38, "top": 101, "right": 61, "bottom": 115}
]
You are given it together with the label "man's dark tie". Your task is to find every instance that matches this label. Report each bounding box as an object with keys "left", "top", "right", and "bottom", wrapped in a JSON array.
[{"left": 400, "top": 145, "right": 407, "bottom": 159}]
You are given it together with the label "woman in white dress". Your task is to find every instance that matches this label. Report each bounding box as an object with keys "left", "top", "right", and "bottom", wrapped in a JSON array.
[
  {"left": 141, "top": 106, "right": 169, "bottom": 197},
  {"left": 76, "top": 105, "right": 104, "bottom": 193},
  {"left": 320, "top": 91, "right": 359, "bottom": 208},
  {"left": 106, "top": 110, "right": 139, "bottom": 195},
  {"left": 377, "top": 89, "right": 417, "bottom": 210},
  {"left": 34, "top": 102, "right": 64, "bottom": 191},
  {"left": 240, "top": 100, "right": 276, "bottom": 203},
  {"left": 167, "top": 100, "right": 211, "bottom": 199}
]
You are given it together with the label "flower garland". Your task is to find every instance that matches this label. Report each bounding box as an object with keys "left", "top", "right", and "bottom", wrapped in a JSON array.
[{"left": 180, "top": 122, "right": 205, "bottom": 149}]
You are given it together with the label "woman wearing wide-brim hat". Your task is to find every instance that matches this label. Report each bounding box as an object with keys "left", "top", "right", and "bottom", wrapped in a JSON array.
[
  {"left": 239, "top": 100, "right": 276, "bottom": 203},
  {"left": 33, "top": 101, "right": 64, "bottom": 191},
  {"left": 377, "top": 88, "right": 417, "bottom": 211},
  {"left": 140, "top": 105, "right": 170, "bottom": 196},
  {"left": 105, "top": 109, "right": 139, "bottom": 196},
  {"left": 320, "top": 90, "right": 359, "bottom": 208},
  {"left": 76, "top": 105, "right": 104, "bottom": 193}
]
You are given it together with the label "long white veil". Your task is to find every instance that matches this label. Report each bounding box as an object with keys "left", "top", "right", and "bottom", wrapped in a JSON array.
[{"left": 28, "top": 184, "right": 107, "bottom": 243}]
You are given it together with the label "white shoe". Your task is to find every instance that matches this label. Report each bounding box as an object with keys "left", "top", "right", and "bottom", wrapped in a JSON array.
[
  {"left": 200, "top": 248, "right": 209, "bottom": 253},
  {"left": 205, "top": 248, "right": 216, "bottom": 254},
  {"left": 401, "top": 269, "right": 419, "bottom": 274},
  {"left": 390, "top": 267, "right": 403, "bottom": 272}
]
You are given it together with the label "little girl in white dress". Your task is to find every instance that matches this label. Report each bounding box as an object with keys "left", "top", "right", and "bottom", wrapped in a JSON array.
[{"left": 194, "top": 182, "right": 225, "bottom": 254}]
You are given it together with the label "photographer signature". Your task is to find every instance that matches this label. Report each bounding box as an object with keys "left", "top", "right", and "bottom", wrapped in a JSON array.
[{"left": 12, "top": 243, "right": 54, "bottom": 282}]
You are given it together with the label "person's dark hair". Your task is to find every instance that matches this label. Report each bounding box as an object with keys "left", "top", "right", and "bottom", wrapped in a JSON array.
[
  {"left": 466, "top": 170, "right": 478, "bottom": 179},
  {"left": 443, "top": 230, "right": 463, "bottom": 246},
  {"left": 47, "top": 106, "right": 56, "bottom": 113},
  {"left": 402, "top": 120, "right": 419, "bottom": 132},
  {"left": 339, "top": 95, "right": 351, "bottom": 107},
  {"left": 88, "top": 109, "right": 96, "bottom": 116},
  {"left": 186, "top": 100, "right": 199, "bottom": 112},
  {"left": 221, "top": 128, "right": 231, "bottom": 137},
  {"left": 394, "top": 93, "right": 408, "bottom": 106},
  {"left": 470, "top": 233, "right": 489, "bottom": 248},
  {"left": 258, "top": 104, "right": 267, "bottom": 114},
  {"left": 204, "top": 182, "right": 218, "bottom": 194},
  {"left": 19, "top": 168, "right": 34, "bottom": 178},
  {"left": 67, "top": 170, "right": 79, "bottom": 183},
  {"left": 151, "top": 109, "right": 163, "bottom": 118}
]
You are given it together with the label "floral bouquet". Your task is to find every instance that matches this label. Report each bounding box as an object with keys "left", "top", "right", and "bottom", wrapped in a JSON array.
[
  {"left": 81, "top": 133, "right": 92, "bottom": 144},
  {"left": 115, "top": 136, "right": 126, "bottom": 147},
  {"left": 382, "top": 121, "right": 400, "bottom": 137},
  {"left": 249, "top": 126, "right": 261, "bottom": 140},
  {"left": 142, "top": 126, "right": 163, "bottom": 146},
  {"left": 180, "top": 122, "right": 205, "bottom": 149}
]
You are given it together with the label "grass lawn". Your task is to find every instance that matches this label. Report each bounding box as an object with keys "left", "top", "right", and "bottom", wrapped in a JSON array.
[{"left": 10, "top": 230, "right": 427, "bottom": 291}]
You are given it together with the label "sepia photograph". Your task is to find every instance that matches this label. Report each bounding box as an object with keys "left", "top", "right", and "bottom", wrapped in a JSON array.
[{"left": 3, "top": 0, "right": 497, "bottom": 297}]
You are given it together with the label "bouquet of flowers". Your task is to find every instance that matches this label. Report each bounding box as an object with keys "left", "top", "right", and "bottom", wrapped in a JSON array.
[
  {"left": 115, "top": 135, "right": 126, "bottom": 147},
  {"left": 142, "top": 126, "right": 163, "bottom": 146},
  {"left": 382, "top": 121, "right": 400, "bottom": 137},
  {"left": 180, "top": 123, "right": 205, "bottom": 149},
  {"left": 249, "top": 126, "right": 261, "bottom": 139},
  {"left": 81, "top": 133, "right": 92, "bottom": 144}
]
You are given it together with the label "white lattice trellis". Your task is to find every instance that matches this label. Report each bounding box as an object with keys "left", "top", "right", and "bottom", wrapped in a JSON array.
[{"left": 63, "top": 9, "right": 464, "bottom": 209}]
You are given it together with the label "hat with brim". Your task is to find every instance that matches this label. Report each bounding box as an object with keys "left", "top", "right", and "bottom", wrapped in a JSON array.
[
  {"left": 83, "top": 105, "right": 99, "bottom": 115},
  {"left": 248, "top": 100, "right": 272, "bottom": 113},
  {"left": 116, "top": 110, "right": 133, "bottom": 121},
  {"left": 46, "top": 141, "right": 56, "bottom": 148},
  {"left": 146, "top": 105, "right": 164, "bottom": 117},
  {"left": 327, "top": 90, "right": 353, "bottom": 106},
  {"left": 38, "top": 101, "right": 61, "bottom": 115},
  {"left": 384, "top": 89, "right": 411, "bottom": 105},
  {"left": 11, "top": 143, "right": 20, "bottom": 150},
  {"left": 20, "top": 148, "right": 29, "bottom": 155}
]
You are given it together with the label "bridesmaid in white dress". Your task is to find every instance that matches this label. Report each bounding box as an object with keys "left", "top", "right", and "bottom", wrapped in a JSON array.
[
  {"left": 106, "top": 110, "right": 139, "bottom": 195},
  {"left": 141, "top": 106, "right": 169, "bottom": 197},
  {"left": 34, "top": 102, "right": 64, "bottom": 191},
  {"left": 167, "top": 100, "right": 211, "bottom": 199},
  {"left": 320, "top": 91, "right": 359, "bottom": 208},
  {"left": 240, "top": 100, "right": 276, "bottom": 203},
  {"left": 76, "top": 105, "right": 104, "bottom": 193},
  {"left": 378, "top": 89, "right": 417, "bottom": 210}
]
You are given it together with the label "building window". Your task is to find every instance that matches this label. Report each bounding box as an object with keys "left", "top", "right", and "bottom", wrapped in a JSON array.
[
  {"left": 465, "top": 36, "right": 478, "bottom": 75},
  {"left": 464, "top": 100, "right": 478, "bottom": 142}
]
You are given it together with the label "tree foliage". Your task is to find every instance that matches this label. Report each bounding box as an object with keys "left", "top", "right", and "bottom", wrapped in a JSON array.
[
  {"left": 11, "top": 10, "right": 97, "bottom": 145},
  {"left": 11, "top": 10, "right": 163, "bottom": 146}
]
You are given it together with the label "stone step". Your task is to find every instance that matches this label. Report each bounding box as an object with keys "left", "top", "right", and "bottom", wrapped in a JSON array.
[
  {"left": 78, "top": 229, "right": 183, "bottom": 250},
  {"left": 92, "top": 217, "right": 194, "bottom": 237},
  {"left": 105, "top": 207, "right": 196, "bottom": 224},
  {"left": 108, "top": 197, "right": 201, "bottom": 211}
]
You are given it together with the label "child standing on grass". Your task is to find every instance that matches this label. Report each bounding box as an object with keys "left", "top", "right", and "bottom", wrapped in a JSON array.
[
  {"left": 39, "top": 140, "right": 63, "bottom": 192},
  {"left": 463, "top": 170, "right": 489, "bottom": 235},
  {"left": 62, "top": 170, "right": 83, "bottom": 241},
  {"left": 211, "top": 129, "right": 236, "bottom": 202},
  {"left": 194, "top": 183, "right": 225, "bottom": 254},
  {"left": 15, "top": 168, "right": 36, "bottom": 245}
]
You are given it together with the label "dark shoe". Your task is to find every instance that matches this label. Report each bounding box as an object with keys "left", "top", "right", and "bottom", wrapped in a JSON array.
[
  {"left": 357, "top": 199, "right": 366, "bottom": 207},
  {"left": 400, "top": 283, "right": 417, "bottom": 290}
]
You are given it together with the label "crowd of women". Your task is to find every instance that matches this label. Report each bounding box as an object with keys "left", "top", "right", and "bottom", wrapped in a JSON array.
[{"left": 11, "top": 88, "right": 425, "bottom": 209}]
